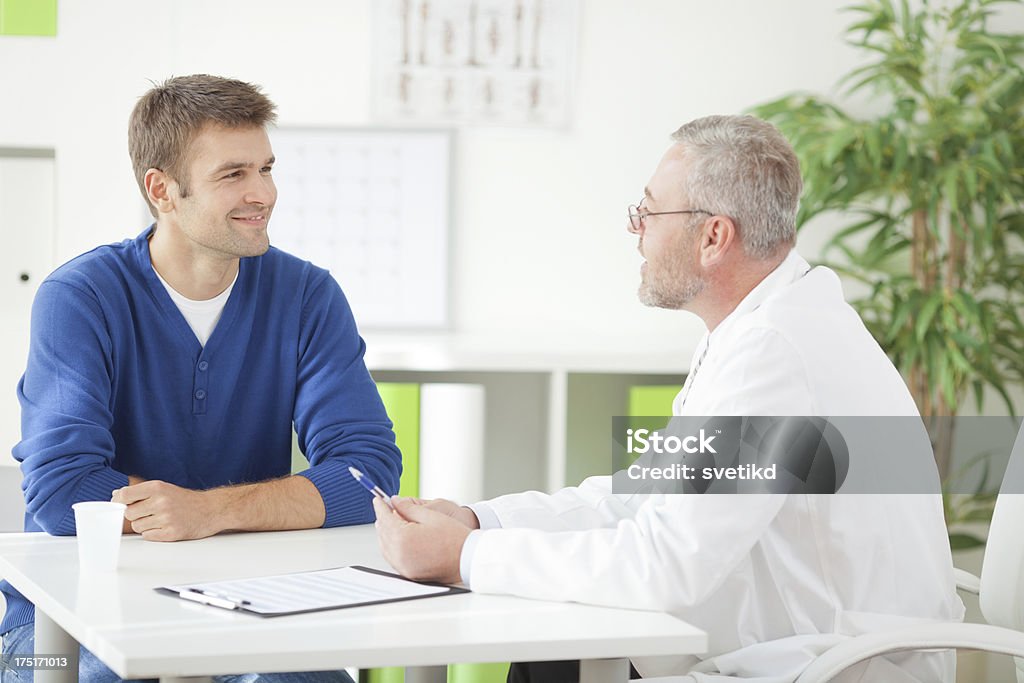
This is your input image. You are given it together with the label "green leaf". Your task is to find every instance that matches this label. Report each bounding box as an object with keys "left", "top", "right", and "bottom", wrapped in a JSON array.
[
  {"left": 940, "top": 357, "right": 958, "bottom": 408},
  {"left": 962, "top": 507, "right": 995, "bottom": 523},
  {"left": 915, "top": 295, "right": 943, "bottom": 343},
  {"left": 944, "top": 168, "right": 961, "bottom": 217},
  {"left": 948, "top": 533, "right": 986, "bottom": 551},
  {"left": 891, "top": 134, "right": 910, "bottom": 177},
  {"left": 950, "top": 291, "right": 983, "bottom": 327},
  {"left": 887, "top": 299, "right": 915, "bottom": 341},
  {"left": 947, "top": 343, "right": 974, "bottom": 377},
  {"left": 964, "top": 165, "right": 978, "bottom": 198}
]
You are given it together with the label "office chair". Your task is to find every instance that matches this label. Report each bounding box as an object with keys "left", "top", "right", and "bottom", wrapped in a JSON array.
[{"left": 796, "top": 422, "right": 1024, "bottom": 683}]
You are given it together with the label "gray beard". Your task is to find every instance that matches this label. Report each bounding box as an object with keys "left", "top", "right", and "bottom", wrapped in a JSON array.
[{"left": 638, "top": 274, "right": 706, "bottom": 310}]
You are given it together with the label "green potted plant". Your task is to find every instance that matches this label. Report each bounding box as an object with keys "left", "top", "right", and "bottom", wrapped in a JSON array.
[{"left": 750, "top": 0, "right": 1024, "bottom": 545}]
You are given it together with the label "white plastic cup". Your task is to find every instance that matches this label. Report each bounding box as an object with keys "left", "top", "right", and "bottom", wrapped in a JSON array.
[{"left": 71, "top": 501, "right": 126, "bottom": 573}]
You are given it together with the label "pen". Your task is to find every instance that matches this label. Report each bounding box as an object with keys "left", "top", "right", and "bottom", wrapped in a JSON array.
[
  {"left": 348, "top": 466, "right": 395, "bottom": 510},
  {"left": 179, "top": 588, "right": 250, "bottom": 610}
]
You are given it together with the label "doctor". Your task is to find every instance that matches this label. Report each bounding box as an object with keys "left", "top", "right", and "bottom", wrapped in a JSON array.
[{"left": 374, "top": 115, "right": 963, "bottom": 682}]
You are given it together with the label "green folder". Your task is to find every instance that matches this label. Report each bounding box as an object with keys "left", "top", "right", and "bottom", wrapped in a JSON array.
[
  {"left": 377, "top": 383, "right": 420, "bottom": 498},
  {"left": 447, "top": 663, "right": 509, "bottom": 682},
  {"left": 627, "top": 385, "right": 679, "bottom": 418},
  {"left": 291, "top": 383, "right": 421, "bottom": 490},
  {"left": 624, "top": 385, "right": 681, "bottom": 466},
  {"left": 361, "top": 668, "right": 403, "bottom": 683},
  {"left": 364, "top": 384, "right": 419, "bottom": 683},
  {"left": 0, "top": 0, "right": 57, "bottom": 36}
]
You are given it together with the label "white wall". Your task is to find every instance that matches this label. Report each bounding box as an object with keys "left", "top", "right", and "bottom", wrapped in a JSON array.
[
  {"left": 0, "top": 0, "right": 1021, "bottom": 401},
  {"left": 0, "top": 0, "right": 864, "bottom": 354}
]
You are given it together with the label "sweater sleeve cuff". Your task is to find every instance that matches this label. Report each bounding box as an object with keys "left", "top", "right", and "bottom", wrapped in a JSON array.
[
  {"left": 468, "top": 502, "right": 502, "bottom": 530},
  {"left": 296, "top": 460, "right": 375, "bottom": 528},
  {"left": 54, "top": 468, "right": 130, "bottom": 535}
]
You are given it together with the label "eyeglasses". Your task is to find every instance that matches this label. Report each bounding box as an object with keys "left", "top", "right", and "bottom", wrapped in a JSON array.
[{"left": 628, "top": 199, "right": 712, "bottom": 232}]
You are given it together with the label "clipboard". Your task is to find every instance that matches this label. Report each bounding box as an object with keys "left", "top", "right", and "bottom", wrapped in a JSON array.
[{"left": 156, "top": 565, "right": 468, "bottom": 617}]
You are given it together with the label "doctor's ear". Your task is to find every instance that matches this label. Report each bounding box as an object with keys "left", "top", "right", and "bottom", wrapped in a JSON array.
[
  {"left": 144, "top": 168, "right": 177, "bottom": 215},
  {"left": 698, "top": 215, "right": 739, "bottom": 267}
]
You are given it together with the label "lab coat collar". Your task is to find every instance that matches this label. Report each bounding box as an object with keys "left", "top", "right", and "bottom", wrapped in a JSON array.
[{"left": 694, "top": 249, "right": 812, "bottom": 358}]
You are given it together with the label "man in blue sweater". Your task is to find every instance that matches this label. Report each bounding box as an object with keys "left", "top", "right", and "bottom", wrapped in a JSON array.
[{"left": 0, "top": 75, "right": 401, "bottom": 683}]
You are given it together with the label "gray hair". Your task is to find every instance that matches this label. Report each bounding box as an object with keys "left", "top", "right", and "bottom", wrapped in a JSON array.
[{"left": 670, "top": 115, "right": 802, "bottom": 259}]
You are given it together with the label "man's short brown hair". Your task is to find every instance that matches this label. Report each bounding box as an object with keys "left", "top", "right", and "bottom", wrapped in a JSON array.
[{"left": 128, "top": 74, "right": 278, "bottom": 217}]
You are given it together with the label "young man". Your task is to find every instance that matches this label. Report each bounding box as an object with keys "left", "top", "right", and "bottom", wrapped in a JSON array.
[
  {"left": 373, "top": 115, "right": 963, "bottom": 682},
  {"left": 0, "top": 75, "right": 400, "bottom": 683}
]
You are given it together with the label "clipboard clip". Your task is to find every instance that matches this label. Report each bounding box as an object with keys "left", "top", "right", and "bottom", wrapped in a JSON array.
[{"left": 179, "top": 587, "right": 252, "bottom": 611}]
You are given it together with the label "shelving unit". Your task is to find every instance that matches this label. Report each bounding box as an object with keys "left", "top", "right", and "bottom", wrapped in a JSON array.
[{"left": 364, "top": 340, "right": 692, "bottom": 497}]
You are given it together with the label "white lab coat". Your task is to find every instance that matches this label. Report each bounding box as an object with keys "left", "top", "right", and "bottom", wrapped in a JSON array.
[{"left": 464, "top": 251, "right": 964, "bottom": 682}]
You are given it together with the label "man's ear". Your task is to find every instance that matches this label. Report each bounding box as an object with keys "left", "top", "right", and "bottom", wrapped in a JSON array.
[
  {"left": 144, "top": 168, "right": 177, "bottom": 215},
  {"left": 698, "top": 215, "right": 738, "bottom": 267}
]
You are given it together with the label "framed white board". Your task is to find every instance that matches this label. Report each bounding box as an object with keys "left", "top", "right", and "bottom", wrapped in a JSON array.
[{"left": 268, "top": 128, "right": 451, "bottom": 329}]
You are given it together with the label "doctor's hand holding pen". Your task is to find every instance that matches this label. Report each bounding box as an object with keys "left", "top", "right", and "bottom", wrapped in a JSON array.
[
  {"left": 354, "top": 465, "right": 480, "bottom": 584},
  {"left": 373, "top": 495, "right": 475, "bottom": 585},
  {"left": 370, "top": 492, "right": 480, "bottom": 529},
  {"left": 348, "top": 466, "right": 475, "bottom": 524},
  {"left": 418, "top": 497, "right": 481, "bottom": 529}
]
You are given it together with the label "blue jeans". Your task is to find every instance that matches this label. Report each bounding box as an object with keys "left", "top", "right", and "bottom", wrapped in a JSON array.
[{"left": 1, "top": 624, "right": 354, "bottom": 683}]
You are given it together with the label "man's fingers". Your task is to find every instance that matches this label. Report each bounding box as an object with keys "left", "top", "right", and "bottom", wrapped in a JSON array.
[
  {"left": 373, "top": 499, "right": 406, "bottom": 573},
  {"left": 131, "top": 515, "right": 160, "bottom": 534},
  {"left": 422, "top": 498, "right": 477, "bottom": 527},
  {"left": 111, "top": 487, "right": 133, "bottom": 504},
  {"left": 392, "top": 497, "right": 445, "bottom": 524},
  {"left": 373, "top": 498, "right": 402, "bottom": 525},
  {"left": 141, "top": 528, "right": 173, "bottom": 542},
  {"left": 124, "top": 500, "right": 155, "bottom": 522},
  {"left": 112, "top": 480, "right": 160, "bottom": 504},
  {"left": 112, "top": 485, "right": 146, "bottom": 504},
  {"left": 390, "top": 496, "right": 420, "bottom": 519}
]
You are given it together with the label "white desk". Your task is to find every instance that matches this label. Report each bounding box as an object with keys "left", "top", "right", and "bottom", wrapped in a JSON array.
[{"left": 0, "top": 526, "right": 706, "bottom": 682}]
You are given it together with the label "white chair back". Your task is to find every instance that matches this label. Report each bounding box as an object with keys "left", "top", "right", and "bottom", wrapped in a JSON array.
[
  {"left": 980, "top": 423, "right": 1024, "bottom": 629},
  {"left": 979, "top": 422, "right": 1024, "bottom": 683}
]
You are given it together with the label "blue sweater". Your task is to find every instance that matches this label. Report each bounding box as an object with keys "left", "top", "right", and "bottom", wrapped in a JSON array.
[{"left": 0, "top": 227, "right": 401, "bottom": 634}]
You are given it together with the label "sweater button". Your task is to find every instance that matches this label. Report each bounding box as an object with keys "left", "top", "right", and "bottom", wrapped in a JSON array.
[
  {"left": 195, "top": 389, "right": 207, "bottom": 400},
  {"left": 198, "top": 361, "right": 209, "bottom": 371}
]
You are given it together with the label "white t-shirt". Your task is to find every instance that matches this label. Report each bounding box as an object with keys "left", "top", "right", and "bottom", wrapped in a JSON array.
[{"left": 153, "top": 266, "right": 237, "bottom": 347}]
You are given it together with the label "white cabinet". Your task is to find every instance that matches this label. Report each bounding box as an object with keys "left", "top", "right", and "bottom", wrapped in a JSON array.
[{"left": 0, "top": 149, "right": 55, "bottom": 466}]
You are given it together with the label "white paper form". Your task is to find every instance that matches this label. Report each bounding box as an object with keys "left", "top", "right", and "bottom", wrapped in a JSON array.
[{"left": 160, "top": 566, "right": 463, "bottom": 616}]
